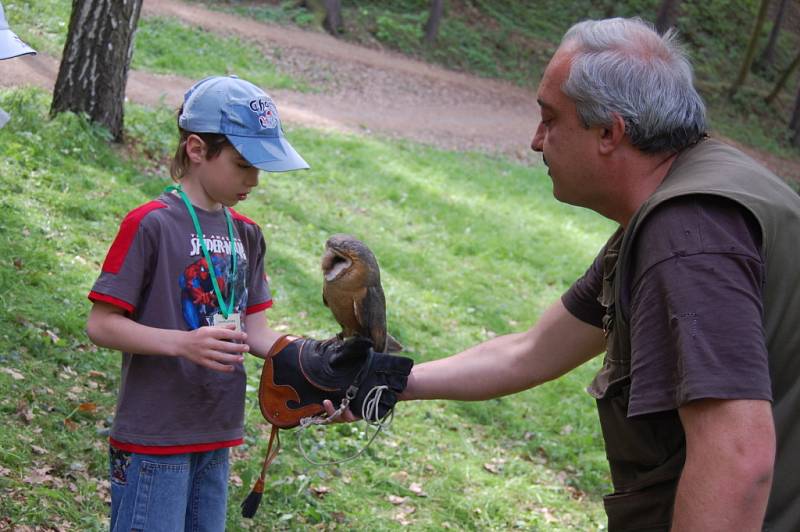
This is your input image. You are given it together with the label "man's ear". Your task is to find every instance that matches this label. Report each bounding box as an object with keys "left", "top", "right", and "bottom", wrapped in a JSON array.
[
  {"left": 185, "top": 134, "right": 207, "bottom": 163},
  {"left": 598, "top": 114, "right": 626, "bottom": 155}
]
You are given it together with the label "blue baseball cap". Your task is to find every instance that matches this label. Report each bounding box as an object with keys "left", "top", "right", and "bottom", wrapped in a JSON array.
[
  {"left": 179, "top": 76, "right": 309, "bottom": 172},
  {"left": 0, "top": 2, "right": 36, "bottom": 60}
]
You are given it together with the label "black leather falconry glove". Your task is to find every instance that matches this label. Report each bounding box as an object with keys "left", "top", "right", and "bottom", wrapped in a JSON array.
[{"left": 258, "top": 335, "right": 413, "bottom": 427}]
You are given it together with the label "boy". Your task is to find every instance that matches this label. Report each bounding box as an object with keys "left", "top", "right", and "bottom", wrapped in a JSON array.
[{"left": 86, "top": 75, "right": 309, "bottom": 531}]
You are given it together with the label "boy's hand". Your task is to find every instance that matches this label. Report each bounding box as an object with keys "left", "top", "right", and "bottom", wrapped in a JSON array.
[{"left": 181, "top": 325, "right": 249, "bottom": 372}]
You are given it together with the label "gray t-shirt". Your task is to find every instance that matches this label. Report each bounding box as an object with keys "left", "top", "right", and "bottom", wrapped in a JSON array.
[
  {"left": 89, "top": 192, "right": 271, "bottom": 446},
  {"left": 563, "top": 194, "right": 772, "bottom": 415}
]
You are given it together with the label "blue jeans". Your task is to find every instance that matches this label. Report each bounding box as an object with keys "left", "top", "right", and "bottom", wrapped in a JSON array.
[{"left": 109, "top": 446, "right": 230, "bottom": 532}]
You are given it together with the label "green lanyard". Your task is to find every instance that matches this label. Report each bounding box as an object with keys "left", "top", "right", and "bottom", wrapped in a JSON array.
[{"left": 166, "top": 185, "right": 238, "bottom": 318}]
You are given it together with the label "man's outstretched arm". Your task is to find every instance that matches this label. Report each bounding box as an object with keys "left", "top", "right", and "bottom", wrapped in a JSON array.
[{"left": 402, "top": 298, "right": 606, "bottom": 401}]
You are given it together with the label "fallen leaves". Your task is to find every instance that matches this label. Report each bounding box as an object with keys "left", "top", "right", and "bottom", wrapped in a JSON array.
[
  {"left": 385, "top": 476, "right": 429, "bottom": 526},
  {"left": 483, "top": 457, "right": 506, "bottom": 474},
  {"left": 310, "top": 485, "right": 331, "bottom": 498},
  {"left": 66, "top": 386, "right": 83, "bottom": 401},
  {"left": 64, "top": 401, "right": 100, "bottom": 427},
  {"left": 483, "top": 462, "right": 500, "bottom": 474},
  {"left": 43, "top": 329, "right": 60, "bottom": 344},
  {"left": 14, "top": 316, "right": 63, "bottom": 345},
  {"left": 30, "top": 445, "right": 48, "bottom": 456},
  {"left": 408, "top": 482, "right": 427, "bottom": 497},
  {"left": 391, "top": 470, "right": 409, "bottom": 483},
  {"left": 1, "top": 367, "right": 24, "bottom": 380},
  {"left": 98, "top": 479, "right": 111, "bottom": 504},
  {"left": 16, "top": 400, "right": 33, "bottom": 424},
  {"left": 22, "top": 466, "right": 57, "bottom": 486},
  {"left": 392, "top": 504, "right": 416, "bottom": 526},
  {"left": 59, "top": 366, "right": 78, "bottom": 380},
  {"left": 538, "top": 506, "right": 558, "bottom": 523},
  {"left": 78, "top": 402, "right": 97, "bottom": 413},
  {"left": 387, "top": 494, "right": 407, "bottom": 505}
]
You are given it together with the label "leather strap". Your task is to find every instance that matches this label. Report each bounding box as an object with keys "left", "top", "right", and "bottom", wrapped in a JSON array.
[{"left": 255, "top": 425, "right": 281, "bottom": 488}]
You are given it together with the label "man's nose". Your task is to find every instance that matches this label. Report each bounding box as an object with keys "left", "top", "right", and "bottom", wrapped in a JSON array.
[{"left": 531, "top": 123, "right": 544, "bottom": 152}]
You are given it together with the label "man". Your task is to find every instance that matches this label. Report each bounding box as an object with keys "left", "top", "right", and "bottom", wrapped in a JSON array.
[
  {"left": 0, "top": 0, "right": 36, "bottom": 129},
  {"left": 401, "top": 18, "right": 800, "bottom": 532}
]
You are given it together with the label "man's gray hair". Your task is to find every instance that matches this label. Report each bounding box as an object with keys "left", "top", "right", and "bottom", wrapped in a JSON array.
[{"left": 560, "top": 17, "right": 706, "bottom": 153}]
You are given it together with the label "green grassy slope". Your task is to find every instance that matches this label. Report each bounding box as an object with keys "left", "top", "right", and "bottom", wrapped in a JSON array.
[{"left": 0, "top": 87, "right": 614, "bottom": 529}]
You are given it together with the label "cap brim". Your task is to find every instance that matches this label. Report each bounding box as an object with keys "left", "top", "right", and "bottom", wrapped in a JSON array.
[
  {"left": 0, "top": 30, "right": 36, "bottom": 60},
  {"left": 228, "top": 134, "right": 310, "bottom": 172}
]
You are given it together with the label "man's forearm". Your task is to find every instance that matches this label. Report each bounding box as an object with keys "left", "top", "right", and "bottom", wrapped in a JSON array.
[
  {"left": 402, "top": 299, "right": 605, "bottom": 401},
  {"left": 405, "top": 332, "right": 543, "bottom": 401}
]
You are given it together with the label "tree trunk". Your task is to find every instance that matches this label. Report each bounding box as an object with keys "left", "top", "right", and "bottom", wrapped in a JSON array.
[
  {"left": 50, "top": 0, "right": 143, "bottom": 142},
  {"left": 322, "top": 0, "right": 342, "bottom": 36},
  {"left": 304, "top": 0, "right": 342, "bottom": 35},
  {"left": 766, "top": 50, "right": 800, "bottom": 104},
  {"left": 756, "top": 0, "right": 789, "bottom": 71},
  {"left": 423, "top": 0, "right": 445, "bottom": 46},
  {"left": 654, "top": 0, "right": 682, "bottom": 34},
  {"left": 790, "top": 82, "right": 800, "bottom": 148},
  {"left": 728, "top": 0, "right": 771, "bottom": 99}
]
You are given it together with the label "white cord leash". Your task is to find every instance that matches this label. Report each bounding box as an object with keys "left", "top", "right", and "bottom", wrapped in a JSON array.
[{"left": 296, "top": 384, "right": 394, "bottom": 466}]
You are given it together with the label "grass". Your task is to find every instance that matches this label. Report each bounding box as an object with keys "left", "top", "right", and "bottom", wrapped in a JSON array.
[
  {"left": 3, "top": 1, "right": 307, "bottom": 92},
  {"left": 131, "top": 16, "right": 308, "bottom": 92},
  {"left": 0, "top": 86, "right": 614, "bottom": 530}
]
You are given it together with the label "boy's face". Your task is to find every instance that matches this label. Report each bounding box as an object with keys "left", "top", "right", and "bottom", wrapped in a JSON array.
[{"left": 190, "top": 141, "right": 260, "bottom": 209}]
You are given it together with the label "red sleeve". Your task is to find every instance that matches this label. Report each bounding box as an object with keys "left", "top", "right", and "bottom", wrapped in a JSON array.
[
  {"left": 229, "top": 207, "right": 257, "bottom": 227},
  {"left": 87, "top": 291, "right": 135, "bottom": 313},
  {"left": 246, "top": 300, "right": 273, "bottom": 315},
  {"left": 236, "top": 215, "right": 272, "bottom": 314},
  {"left": 101, "top": 201, "right": 166, "bottom": 274},
  {"left": 88, "top": 201, "right": 165, "bottom": 312}
]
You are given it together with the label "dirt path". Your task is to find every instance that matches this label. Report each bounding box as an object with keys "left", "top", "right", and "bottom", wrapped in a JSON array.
[
  {"left": 1, "top": 0, "right": 798, "bottom": 179},
  {"left": 0, "top": 0, "right": 538, "bottom": 163}
]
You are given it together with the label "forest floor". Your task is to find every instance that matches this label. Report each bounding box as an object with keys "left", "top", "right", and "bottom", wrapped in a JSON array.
[{"left": 1, "top": 0, "right": 798, "bottom": 182}]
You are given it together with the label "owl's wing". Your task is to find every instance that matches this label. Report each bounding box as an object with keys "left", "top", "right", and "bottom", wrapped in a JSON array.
[{"left": 354, "top": 285, "right": 387, "bottom": 352}]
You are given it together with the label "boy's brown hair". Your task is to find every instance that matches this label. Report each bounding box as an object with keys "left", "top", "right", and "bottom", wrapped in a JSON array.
[{"left": 169, "top": 105, "right": 232, "bottom": 181}]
